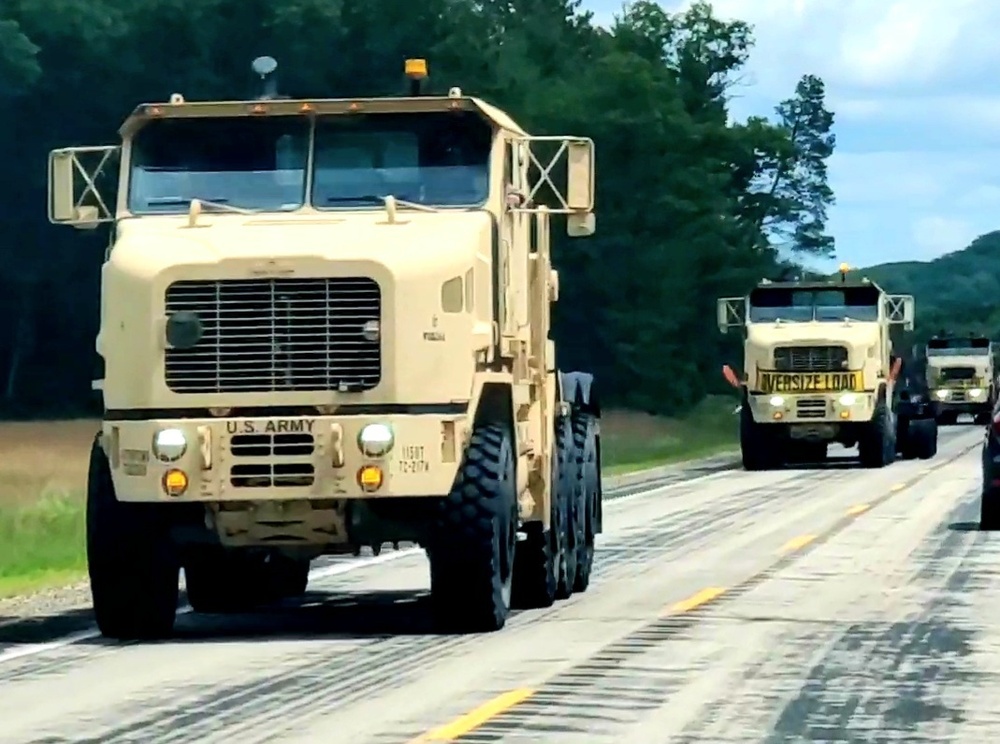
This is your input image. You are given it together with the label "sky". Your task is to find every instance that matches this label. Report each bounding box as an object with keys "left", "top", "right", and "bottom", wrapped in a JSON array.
[{"left": 581, "top": 0, "right": 1000, "bottom": 271}]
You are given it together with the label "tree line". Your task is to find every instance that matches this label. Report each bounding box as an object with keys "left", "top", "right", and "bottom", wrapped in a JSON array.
[{"left": 0, "top": 0, "right": 836, "bottom": 419}]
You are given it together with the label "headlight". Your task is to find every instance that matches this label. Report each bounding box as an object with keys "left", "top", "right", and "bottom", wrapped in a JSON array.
[
  {"left": 838, "top": 393, "right": 857, "bottom": 406},
  {"left": 358, "top": 423, "right": 394, "bottom": 457},
  {"left": 769, "top": 395, "right": 785, "bottom": 407},
  {"left": 152, "top": 428, "right": 187, "bottom": 462},
  {"left": 970, "top": 388, "right": 983, "bottom": 397},
  {"left": 935, "top": 389, "right": 949, "bottom": 399}
]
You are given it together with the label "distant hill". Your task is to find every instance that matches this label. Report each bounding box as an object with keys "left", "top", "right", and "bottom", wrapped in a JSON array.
[{"left": 857, "top": 230, "right": 1000, "bottom": 342}]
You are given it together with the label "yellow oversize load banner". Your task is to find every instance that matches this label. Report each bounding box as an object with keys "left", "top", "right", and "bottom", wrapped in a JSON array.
[{"left": 756, "top": 370, "right": 863, "bottom": 394}]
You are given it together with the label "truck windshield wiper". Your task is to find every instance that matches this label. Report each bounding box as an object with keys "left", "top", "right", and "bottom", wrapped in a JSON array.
[
  {"left": 325, "top": 195, "right": 387, "bottom": 204},
  {"left": 145, "top": 196, "right": 254, "bottom": 215},
  {"left": 325, "top": 194, "right": 439, "bottom": 214}
]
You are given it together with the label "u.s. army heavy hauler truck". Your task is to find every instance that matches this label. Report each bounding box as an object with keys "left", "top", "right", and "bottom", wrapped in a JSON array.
[
  {"left": 924, "top": 334, "right": 996, "bottom": 425},
  {"left": 718, "top": 265, "right": 938, "bottom": 470},
  {"left": 47, "top": 56, "right": 603, "bottom": 640}
]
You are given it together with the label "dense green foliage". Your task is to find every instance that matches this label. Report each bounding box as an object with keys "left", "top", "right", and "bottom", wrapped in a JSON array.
[
  {"left": 862, "top": 230, "right": 1000, "bottom": 348},
  {"left": 0, "top": 0, "right": 836, "bottom": 418}
]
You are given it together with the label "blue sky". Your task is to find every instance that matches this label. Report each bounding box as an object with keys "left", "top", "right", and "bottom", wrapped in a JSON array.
[{"left": 581, "top": 0, "right": 1000, "bottom": 271}]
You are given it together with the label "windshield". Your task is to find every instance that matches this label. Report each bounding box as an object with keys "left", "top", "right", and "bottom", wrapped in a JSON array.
[
  {"left": 128, "top": 116, "right": 309, "bottom": 213},
  {"left": 927, "top": 338, "right": 990, "bottom": 356},
  {"left": 311, "top": 111, "right": 491, "bottom": 208},
  {"left": 748, "top": 287, "right": 880, "bottom": 323}
]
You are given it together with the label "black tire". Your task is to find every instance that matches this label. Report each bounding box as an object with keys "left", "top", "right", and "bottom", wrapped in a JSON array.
[
  {"left": 268, "top": 554, "right": 311, "bottom": 598},
  {"left": 555, "top": 415, "right": 578, "bottom": 600},
  {"left": 982, "top": 491, "right": 1000, "bottom": 530},
  {"left": 896, "top": 414, "right": 911, "bottom": 458},
  {"left": 428, "top": 423, "right": 518, "bottom": 632},
  {"left": 858, "top": 398, "right": 895, "bottom": 468},
  {"left": 740, "top": 400, "right": 780, "bottom": 470},
  {"left": 974, "top": 411, "right": 991, "bottom": 426},
  {"left": 570, "top": 412, "right": 599, "bottom": 593},
  {"left": 512, "top": 420, "right": 569, "bottom": 610},
  {"left": 908, "top": 418, "right": 938, "bottom": 460},
  {"left": 87, "top": 433, "right": 179, "bottom": 640}
]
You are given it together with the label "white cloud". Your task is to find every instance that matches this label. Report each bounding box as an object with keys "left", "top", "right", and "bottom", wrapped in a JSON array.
[
  {"left": 911, "top": 216, "right": 977, "bottom": 258},
  {"left": 581, "top": 0, "right": 1000, "bottom": 264}
]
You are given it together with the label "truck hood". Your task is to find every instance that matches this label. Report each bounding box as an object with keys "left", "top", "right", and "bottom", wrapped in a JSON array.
[
  {"left": 111, "top": 210, "right": 493, "bottom": 278},
  {"left": 746, "top": 321, "right": 880, "bottom": 348}
]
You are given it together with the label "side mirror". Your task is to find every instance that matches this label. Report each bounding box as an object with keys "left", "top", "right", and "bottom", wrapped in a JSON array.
[
  {"left": 567, "top": 212, "right": 595, "bottom": 237},
  {"left": 565, "top": 139, "right": 594, "bottom": 211},
  {"left": 48, "top": 146, "right": 119, "bottom": 229},
  {"left": 717, "top": 296, "right": 745, "bottom": 334},
  {"left": 514, "top": 135, "right": 596, "bottom": 237},
  {"left": 885, "top": 294, "right": 914, "bottom": 331}
]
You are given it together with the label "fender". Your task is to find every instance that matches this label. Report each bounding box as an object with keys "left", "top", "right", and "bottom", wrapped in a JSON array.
[{"left": 561, "top": 370, "right": 601, "bottom": 417}]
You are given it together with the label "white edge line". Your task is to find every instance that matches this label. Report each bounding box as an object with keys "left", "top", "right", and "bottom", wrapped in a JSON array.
[{"left": 0, "top": 469, "right": 728, "bottom": 665}]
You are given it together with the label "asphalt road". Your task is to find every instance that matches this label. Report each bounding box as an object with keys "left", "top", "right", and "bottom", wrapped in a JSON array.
[{"left": 0, "top": 424, "right": 993, "bottom": 744}]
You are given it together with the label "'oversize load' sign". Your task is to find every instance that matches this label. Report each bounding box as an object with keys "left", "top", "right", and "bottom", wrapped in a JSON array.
[{"left": 757, "top": 371, "right": 862, "bottom": 394}]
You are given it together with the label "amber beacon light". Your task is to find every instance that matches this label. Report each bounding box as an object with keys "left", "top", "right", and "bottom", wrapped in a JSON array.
[{"left": 405, "top": 58, "right": 428, "bottom": 95}]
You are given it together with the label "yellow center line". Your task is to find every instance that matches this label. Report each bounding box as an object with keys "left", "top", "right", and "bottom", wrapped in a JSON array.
[
  {"left": 410, "top": 687, "right": 536, "bottom": 742},
  {"left": 665, "top": 586, "right": 726, "bottom": 615},
  {"left": 779, "top": 534, "right": 817, "bottom": 553},
  {"left": 408, "top": 440, "right": 972, "bottom": 744}
]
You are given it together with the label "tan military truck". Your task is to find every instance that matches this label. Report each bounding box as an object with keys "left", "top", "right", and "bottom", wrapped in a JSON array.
[
  {"left": 717, "top": 264, "right": 937, "bottom": 469},
  {"left": 47, "top": 56, "right": 604, "bottom": 640},
  {"left": 924, "top": 334, "right": 995, "bottom": 425}
]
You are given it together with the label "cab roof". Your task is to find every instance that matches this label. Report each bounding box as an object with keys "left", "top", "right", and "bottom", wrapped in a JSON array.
[
  {"left": 118, "top": 94, "right": 528, "bottom": 139},
  {"left": 754, "top": 278, "right": 886, "bottom": 293}
]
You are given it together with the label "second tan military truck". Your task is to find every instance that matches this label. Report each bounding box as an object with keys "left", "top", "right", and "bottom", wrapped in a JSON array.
[{"left": 718, "top": 265, "right": 938, "bottom": 469}]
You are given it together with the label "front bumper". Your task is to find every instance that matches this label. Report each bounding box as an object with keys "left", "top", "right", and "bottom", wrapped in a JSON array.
[
  {"left": 103, "top": 413, "right": 468, "bottom": 503},
  {"left": 933, "top": 392, "right": 990, "bottom": 415},
  {"left": 746, "top": 391, "right": 877, "bottom": 425}
]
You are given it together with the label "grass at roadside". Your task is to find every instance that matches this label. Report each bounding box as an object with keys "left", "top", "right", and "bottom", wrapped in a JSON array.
[
  {"left": 600, "top": 395, "right": 740, "bottom": 475},
  {"left": 0, "top": 419, "right": 94, "bottom": 598},
  {"left": 0, "top": 402, "right": 739, "bottom": 597}
]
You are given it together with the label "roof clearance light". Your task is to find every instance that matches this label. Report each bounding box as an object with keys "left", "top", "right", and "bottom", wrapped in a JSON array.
[{"left": 405, "top": 58, "right": 428, "bottom": 80}]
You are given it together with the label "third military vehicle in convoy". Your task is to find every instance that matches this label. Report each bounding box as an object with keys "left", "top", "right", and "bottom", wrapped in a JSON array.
[
  {"left": 718, "top": 265, "right": 938, "bottom": 470},
  {"left": 47, "top": 56, "right": 603, "bottom": 639},
  {"left": 924, "top": 334, "right": 996, "bottom": 425}
]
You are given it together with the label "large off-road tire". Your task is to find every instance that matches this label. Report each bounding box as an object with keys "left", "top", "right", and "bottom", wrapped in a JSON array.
[
  {"left": 740, "top": 401, "right": 780, "bottom": 471},
  {"left": 268, "top": 554, "right": 311, "bottom": 598},
  {"left": 570, "top": 412, "right": 600, "bottom": 593},
  {"left": 184, "top": 550, "right": 309, "bottom": 613},
  {"left": 981, "top": 490, "right": 1000, "bottom": 530},
  {"left": 858, "top": 398, "right": 896, "bottom": 468},
  {"left": 555, "top": 415, "right": 579, "bottom": 600},
  {"left": 512, "top": 420, "right": 570, "bottom": 610},
  {"left": 427, "top": 423, "right": 518, "bottom": 633},
  {"left": 87, "top": 433, "right": 179, "bottom": 640},
  {"left": 906, "top": 417, "right": 938, "bottom": 460}
]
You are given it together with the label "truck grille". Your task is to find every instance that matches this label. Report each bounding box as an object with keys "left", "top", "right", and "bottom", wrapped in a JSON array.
[
  {"left": 230, "top": 433, "right": 315, "bottom": 488},
  {"left": 774, "top": 345, "right": 848, "bottom": 373},
  {"left": 796, "top": 398, "right": 827, "bottom": 419},
  {"left": 164, "top": 278, "right": 381, "bottom": 394}
]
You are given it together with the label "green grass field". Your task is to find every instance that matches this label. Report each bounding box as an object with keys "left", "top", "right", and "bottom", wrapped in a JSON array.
[{"left": 0, "top": 400, "right": 738, "bottom": 598}]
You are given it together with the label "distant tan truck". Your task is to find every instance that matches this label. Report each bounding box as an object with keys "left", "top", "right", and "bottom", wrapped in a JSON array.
[
  {"left": 47, "top": 56, "right": 604, "bottom": 640},
  {"left": 924, "top": 334, "right": 996, "bottom": 425},
  {"left": 718, "top": 265, "right": 937, "bottom": 469}
]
